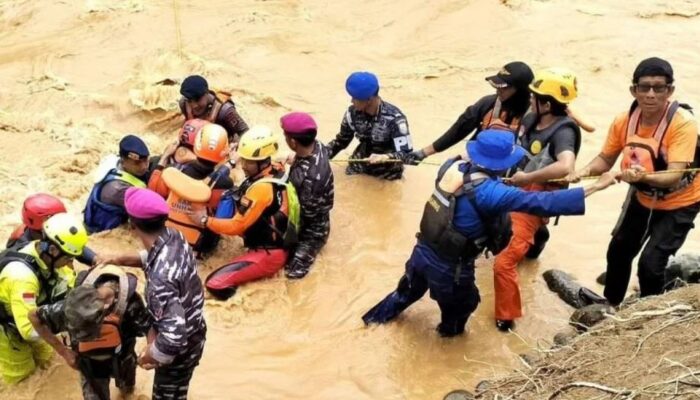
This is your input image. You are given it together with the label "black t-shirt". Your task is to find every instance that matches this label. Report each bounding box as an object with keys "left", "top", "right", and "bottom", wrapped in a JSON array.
[{"left": 543, "top": 126, "right": 577, "bottom": 159}]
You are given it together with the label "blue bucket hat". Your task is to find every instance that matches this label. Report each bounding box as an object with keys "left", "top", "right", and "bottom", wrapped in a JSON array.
[
  {"left": 345, "top": 72, "right": 379, "bottom": 101},
  {"left": 466, "top": 129, "right": 525, "bottom": 171}
]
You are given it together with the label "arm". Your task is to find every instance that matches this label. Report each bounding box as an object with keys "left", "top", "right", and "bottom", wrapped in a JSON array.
[
  {"left": 521, "top": 150, "right": 576, "bottom": 184},
  {"left": 511, "top": 126, "right": 578, "bottom": 185},
  {"left": 206, "top": 183, "right": 274, "bottom": 236},
  {"left": 386, "top": 117, "right": 414, "bottom": 163},
  {"left": 632, "top": 162, "right": 687, "bottom": 187},
  {"left": 219, "top": 103, "right": 249, "bottom": 140},
  {"left": 99, "top": 251, "right": 146, "bottom": 268},
  {"left": 570, "top": 115, "right": 625, "bottom": 181},
  {"left": 327, "top": 110, "right": 356, "bottom": 159},
  {"left": 8, "top": 270, "right": 42, "bottom": 341},
  {"left": 430, "top": 96, "right": 494, "bottom": 154},
  {"left": 28, "top": 304, "right": 78, "bottom": 370},
  {"left": 76, "top": 246, "right": 97, "bottom": 266}
]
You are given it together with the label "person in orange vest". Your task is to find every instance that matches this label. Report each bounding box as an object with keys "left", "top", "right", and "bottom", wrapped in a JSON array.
[
  {"left": 148, "top": 123, "right": 234, "bottom": 254},
  {"left": 569, "top": 57, "right": 700, "bottom": 306},
  {"left": 149, "top": 118, "right": 208, "bottom": 171},
  {"left": 491, "top": 68, "right": 581, "bottom": 332},
  {"left": 188, "top": 126, "right": 299, "bottom": 300},
  {"left": 179, "top": 75, "right": 249, "bottom": 143},
  {"left": 406, "top": 61, "right": 534, "bottom": 164}
]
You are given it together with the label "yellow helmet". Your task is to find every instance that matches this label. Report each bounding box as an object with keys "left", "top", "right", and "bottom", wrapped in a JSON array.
[
  {"left": 42, "top": 213, "right": 88, "bottom": 256},
  {"left": 238, "top": 125, "right": 279, "bottom": 161},
  {"left": 529, "top": 68, "right": 578, "bottom": 104}
]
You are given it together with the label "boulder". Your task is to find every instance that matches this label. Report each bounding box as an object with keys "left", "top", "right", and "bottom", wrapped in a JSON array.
[{"left": 570, "top": 304, "right": 615, "bottom": 331}]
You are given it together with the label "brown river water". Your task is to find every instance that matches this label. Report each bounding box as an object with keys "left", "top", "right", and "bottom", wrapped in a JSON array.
[{"left": 2, "top": 0, "right": 700, "bottom": 398}]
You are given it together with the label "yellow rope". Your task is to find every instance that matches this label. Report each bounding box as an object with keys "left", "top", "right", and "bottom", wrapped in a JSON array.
[
  {"left": 172, "top": 0, "right": 184, "bottom": 58},
  {"left": 546, "top": 168, "right": 700, "bottom": 183}
]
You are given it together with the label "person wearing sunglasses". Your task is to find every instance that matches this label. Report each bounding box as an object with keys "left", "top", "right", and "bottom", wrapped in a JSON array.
[{"left": 569, "top": 57, "right": 700, "bottom": 306}]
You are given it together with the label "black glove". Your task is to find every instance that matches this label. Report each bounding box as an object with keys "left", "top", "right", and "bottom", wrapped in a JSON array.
[{"left": 405, "top": 149, "right": 427, "bottom": 166}]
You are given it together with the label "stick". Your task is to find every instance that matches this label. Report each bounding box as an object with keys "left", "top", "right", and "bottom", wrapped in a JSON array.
[
  {"left": 332, "top": 158, "right": 443, "bottom": 166},
  {"left": 548, "top": 381, "right": 632, "bottom": 399}
]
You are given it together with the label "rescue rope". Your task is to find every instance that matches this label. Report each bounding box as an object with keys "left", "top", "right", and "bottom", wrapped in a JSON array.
[
  {"left": 172, "top": 0, "right": 184, "bottom": 58},
  {"left": 546, "top": 167, "right": 700, "bottom": 183},
  {"left": 331, "top": 158, "right": 443, "bottom": 166}
]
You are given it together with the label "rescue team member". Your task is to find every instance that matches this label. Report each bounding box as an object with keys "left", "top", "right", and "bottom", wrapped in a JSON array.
[
  {"left": 100, "top": 188, "right": 206, "bottom": 400},
  {"left": 0, "top": 213, "right": 88, "bottom": 384},
  {"left": 29, "top": 266, "right": 150, "bottom": 400},
  {"left": 6, "top": 193, "right": 97, "bottom": 266},
  {"left": 362, "top": 130, "right": 617, "bottom": 337},
  {"left": 280, "top": 112, "right": 335, "bottom": 279},
  {"left": 406, "top": 61, "right": 534, "bottom": 164},
  {"left": 569, "top": 57, "right": 700, "bottom": 305},
  {"left": 492, "top": 68, "right": 582, "bottom": 331},
  {"left": 179, "top": 75, "right": 249, "bottom": 142},
  {"left": 84, "top": 135, "right": 150, "bottom": 233},
  {"left": 188, "top": 126, "right": 299, "bottom": 299},
  {"left": 149, "top": 123, "right": 234, "bottom": 254},
  {"left": 327, "top": 71, "right": 414, "bottom": 180}
]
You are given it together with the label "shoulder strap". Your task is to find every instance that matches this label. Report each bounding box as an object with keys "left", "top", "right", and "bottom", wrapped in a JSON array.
[
  {"left": 436, "top": 157, "right": 460, "bottom": 185},
  {"left": 82, "top": 266, "right": 130, "bottom": 318},
  {"left": 115, "top": 170, "right": 146, "bottom": 188}
]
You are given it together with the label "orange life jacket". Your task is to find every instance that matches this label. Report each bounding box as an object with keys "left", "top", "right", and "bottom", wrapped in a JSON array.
[
  {"left": 620, "top": 101, "right": 698, "bottom": 197},
  {"left": 162, "top": 168, "right": 213, "bottom": 247},
  {"left": 76, "top": 266, "right": 133, "bottom": 360},
  {"left": 480, "top": 98, "right": 523, "bottom": 133}
]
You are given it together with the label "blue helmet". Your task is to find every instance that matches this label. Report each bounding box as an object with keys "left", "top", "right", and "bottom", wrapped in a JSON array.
[{"left": 345, "top": 72, "right": 379, "bottom": 101}]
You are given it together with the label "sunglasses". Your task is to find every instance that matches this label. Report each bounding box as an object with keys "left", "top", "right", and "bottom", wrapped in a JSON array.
[{"left": 633, "top": 84, "right": 671, "bottom": 94}]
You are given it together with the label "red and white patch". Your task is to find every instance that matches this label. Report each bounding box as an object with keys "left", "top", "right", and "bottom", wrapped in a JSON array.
[{"left": 22, "top": 292, "right": 36, "bottom": 304}]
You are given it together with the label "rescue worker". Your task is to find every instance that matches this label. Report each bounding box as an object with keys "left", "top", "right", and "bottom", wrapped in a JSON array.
[
  {"left": 327, "top": 71, "right": 413, "bottom": 180},
  {"left": 188, "top": 126, "right": 300, "bottom": 299},
  {"left": 99, "top": 187, "right": 206, "bottom": 400},
  {"left": 149, "top": 118, "right": 208, "bottom": 170},
  {"left": 362, "top": 130, "right": 617, "bottom": 337},
  {"left": 569, "top": 57, "right": 700, "bottom": 306},
  {"left": 179, "top": 75, "right": 249, "bottom": 142},
  {"left": 280, "top": 112, "right": 335, "bottom": 279},
  {"left": 406, "top": 61, "right": 534, "bottom": 164},
  {"left": 29, "top": 266, "right": 150, "bottom": 400},
  {"left": 6, "top": 193, "right": 97, "bottom": 266},
  {"left": 84, "top": 135, "right": 150, "bottom": 233},
  {"left": 148, "top": 123, "right": 234, "bottom": 254},
  {"left": 0, "top": 213, "right": 88, "bottom": 384},
  {"left": 492, "top": 68, "right": 582, "bottom": 331}
]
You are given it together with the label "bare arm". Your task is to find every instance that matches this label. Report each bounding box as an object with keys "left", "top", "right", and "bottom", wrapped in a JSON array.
[{"left": 525, "top": 150, "right": 576, "bottom": 184}]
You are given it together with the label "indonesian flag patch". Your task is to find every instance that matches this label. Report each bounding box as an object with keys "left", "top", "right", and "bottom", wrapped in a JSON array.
[{"left": 22, "top": 292, "right": 36, "bottom": 304}]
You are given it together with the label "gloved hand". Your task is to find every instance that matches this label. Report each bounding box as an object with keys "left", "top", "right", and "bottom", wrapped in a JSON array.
[{"left": 405, "top": 149, "right": 427, "bottom": 166}]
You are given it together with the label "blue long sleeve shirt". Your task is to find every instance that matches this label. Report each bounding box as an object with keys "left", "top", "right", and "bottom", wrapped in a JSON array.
[{"left": 453, "top": 177, "right": 586, "bottom": 239}]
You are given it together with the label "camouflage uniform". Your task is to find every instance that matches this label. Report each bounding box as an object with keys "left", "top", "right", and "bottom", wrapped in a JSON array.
[
  {"left": 141, "top": 228, "right": 206, "bottom": 400},
  {"left": 286, "top": 141, "right": 335, "bottom": 279},
  {"left": 328, "top": 100, "right": 413, "bottom": 180}
]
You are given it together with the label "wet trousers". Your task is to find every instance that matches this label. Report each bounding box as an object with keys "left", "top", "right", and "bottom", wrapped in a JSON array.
[
  {"left": 286, "top": 215, "right": 331, "bottom": 279},
  {"left": 205, "top": 249, "right": 288, "bottom": 299},
  {"left": 362, "top": 242, "right": 480, "bottom": 337},
  {"left": 78, "top": 337, "right": 137, "bottom": 400},
  {"left": 492, "top": 212, "right": 546, "bottom": 321},
  {"left": 604, "top": 194, "right": 700, "bottom": 305},
  {"left": 0, "top": 326, "right": 54, "bottom": 384},
  {"left": 152, "top": 340, "right": 205, "bottom": 400}
]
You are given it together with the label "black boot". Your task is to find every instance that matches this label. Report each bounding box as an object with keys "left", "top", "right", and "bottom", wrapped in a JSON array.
[{"left": 495, "top": 319, "right": 514, "bottom": 332}]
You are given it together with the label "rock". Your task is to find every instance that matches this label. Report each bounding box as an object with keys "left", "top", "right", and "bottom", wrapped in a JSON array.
[
  {"left": 570, "top": 304, "right": 615, "bottom": 331},
  {"left": 596, "top": 271, "right": 607, "bottom": 285},
  {"left": 475, "top": 380, "right": 491, "bottom": 393},
  {"left": 519, "top": 352, "right": 542, "bottom": 366},
  {"left": 665, "top": 253, "right": 700, "bottom": 288},
  {"left": 553, "top": 326, "right": 579, "bottom": 347},
  {"left": 443, "top": 389, "right": 475, "bottom": 400},
  {"left": 543, "top": 269, "right": 587, "bottom": 309}
]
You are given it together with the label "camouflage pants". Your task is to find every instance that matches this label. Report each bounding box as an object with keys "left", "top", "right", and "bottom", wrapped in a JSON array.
[
  {"left": 152, "top": 340, "right": 205, "bottom": 400},
  {"left": 286, "top": 215, "right": 331, "bottom": 279},
  {"left": 346, "top": 142, "right": 404, "bottom": 180}
]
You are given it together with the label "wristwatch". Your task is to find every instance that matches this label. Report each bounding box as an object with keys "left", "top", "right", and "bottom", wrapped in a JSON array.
[{"left": 199, "top": 215, "right": 208, "bottom": 227}]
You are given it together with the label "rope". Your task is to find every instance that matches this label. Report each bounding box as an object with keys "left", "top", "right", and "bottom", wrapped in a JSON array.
[
  {"left": 546, "top": 167, "right": 700, "bottom": 183},
  {"left": 171, "top": 0, "right": 184, "bottom": 58},
  {"left": 331, "top": 158, "right": 443, "bottom": 166}
]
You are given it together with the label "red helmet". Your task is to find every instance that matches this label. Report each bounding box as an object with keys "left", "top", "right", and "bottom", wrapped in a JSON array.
[
  {"left": 22, "top": 193, "right": 67, "bottom": 231},
  {"left": 179, "top": 119, "right": 209, "bottom": 149}
]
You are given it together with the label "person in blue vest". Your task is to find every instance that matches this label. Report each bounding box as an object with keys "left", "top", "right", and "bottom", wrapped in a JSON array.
[
  {"left": 84, "top": 135, "right": 150, "bottom": 233},
  {"left": 362, "top": 130, "right": 618, "bottom": 337}
]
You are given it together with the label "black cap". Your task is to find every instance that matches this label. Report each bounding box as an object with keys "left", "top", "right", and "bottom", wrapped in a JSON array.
[
  {"left": 633, "top": 57, "right": 674, "bottom": 84},
  {"left": 119, "top": 134, "right": 149, "bottom": 160},
  {"left": 180, "top": 75, "right": 209, "bottom": 100},
  {"left": 485, "top": 61, "right": 534, "bottom": 89}
]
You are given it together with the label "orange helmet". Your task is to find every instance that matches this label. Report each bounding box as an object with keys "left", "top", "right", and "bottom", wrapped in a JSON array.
[
  {"left": 194, "top": 123, "right": 229, "bottom": 163},
  {"left": 179, "top": 119, "right": 208, "bottom": 149}
]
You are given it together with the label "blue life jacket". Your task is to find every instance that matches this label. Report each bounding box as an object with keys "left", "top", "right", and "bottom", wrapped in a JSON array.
[{"left": 84, "top": 169, "right": 145, "bottom": 233}]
